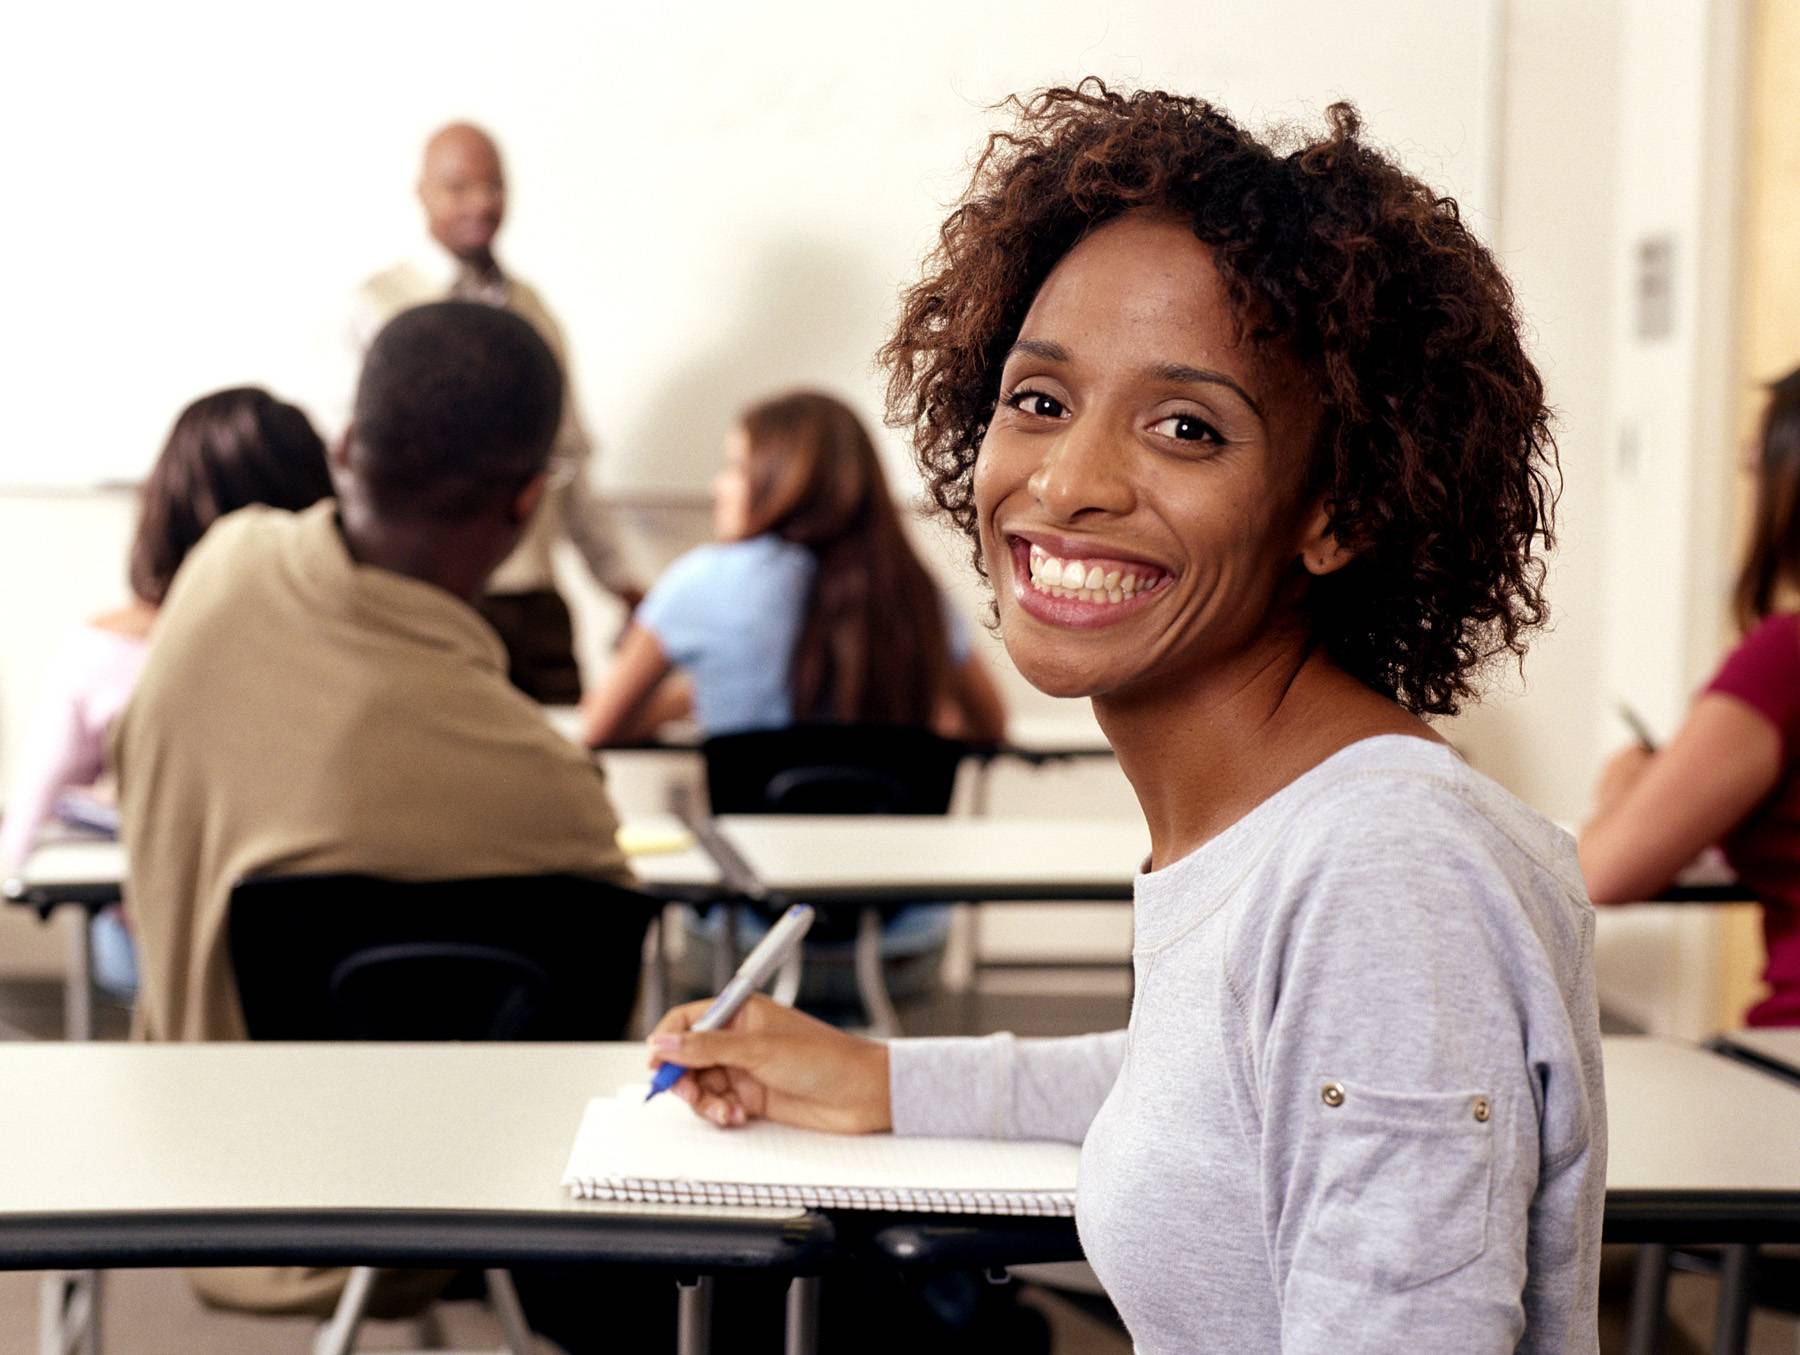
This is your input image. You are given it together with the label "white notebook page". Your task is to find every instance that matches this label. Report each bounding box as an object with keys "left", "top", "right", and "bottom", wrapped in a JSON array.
[{"left": 562, "top": 1087, "right": 1079, "bottom": 1215}]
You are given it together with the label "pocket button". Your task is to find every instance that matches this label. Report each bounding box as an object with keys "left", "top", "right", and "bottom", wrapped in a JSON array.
[
  {"left": 1321, "top": 1081, "right": 1346, "bottom": 1108},
  {"left": 1472, "top": 1096, "right": 1491, "bottom": 1123}
]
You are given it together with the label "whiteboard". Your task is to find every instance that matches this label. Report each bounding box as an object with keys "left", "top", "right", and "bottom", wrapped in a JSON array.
[{"left": 0, "top": 0, "right": 1499, "bottom": 491}]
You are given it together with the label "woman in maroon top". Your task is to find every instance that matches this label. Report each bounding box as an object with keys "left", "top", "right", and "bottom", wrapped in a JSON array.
[{"left": 1582, "top": 366, "right": 1800, "bottom": 1025}]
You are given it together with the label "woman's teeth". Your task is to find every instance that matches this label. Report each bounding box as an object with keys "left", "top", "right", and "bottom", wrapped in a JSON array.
[{"left": 1026, "top": 545, "right": 1164, "bottom": 605}]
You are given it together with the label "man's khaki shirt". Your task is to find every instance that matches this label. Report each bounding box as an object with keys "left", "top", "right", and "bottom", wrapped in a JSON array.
[{"left": 114, "top": 501, "right": 632, "bottom": 1045}]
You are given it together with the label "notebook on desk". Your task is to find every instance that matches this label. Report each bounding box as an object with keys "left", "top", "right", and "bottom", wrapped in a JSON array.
[{"left": 562, "top": 1088, "right": 1079, "bottom": 1216}]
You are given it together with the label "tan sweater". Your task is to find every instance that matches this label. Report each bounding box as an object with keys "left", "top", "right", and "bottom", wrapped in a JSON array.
[{"left": 114, "top": 501, "right": 632, "bottom": 1045}]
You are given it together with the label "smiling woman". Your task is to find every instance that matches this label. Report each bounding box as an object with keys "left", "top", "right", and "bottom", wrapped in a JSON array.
[
  {"left": 887, "top": 86, "right": 1556, "bottom": 718},
  {"left": 647, "top": 83, "right": 1603, "bottom": 1355}
]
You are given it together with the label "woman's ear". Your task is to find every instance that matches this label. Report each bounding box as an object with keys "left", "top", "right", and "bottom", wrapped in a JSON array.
[
  {"left": 1297, "top": 494, "right": 1355, "bottom": 577},
  {"left": 327, "top": 433, "right": 354, "bottom": 497},
  {"left": 509, "top": 471, "right": 549, "bottom": 525}
]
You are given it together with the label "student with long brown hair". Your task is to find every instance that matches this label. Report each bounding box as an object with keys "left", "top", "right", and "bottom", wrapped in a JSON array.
[
  {"left": 0, "top": 387, "right": 333, "bottom": 996},
  {"left": 579, "top": 389, "right": 1006, "bottom": 746},
  {"left": 1583, "top": 365, "right": 1800, "bottom": 1025}
]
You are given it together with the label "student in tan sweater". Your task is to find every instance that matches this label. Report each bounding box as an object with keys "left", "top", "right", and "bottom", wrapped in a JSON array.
[{"left": 113, "top": 300, "right": 633, "bottom": 1320}]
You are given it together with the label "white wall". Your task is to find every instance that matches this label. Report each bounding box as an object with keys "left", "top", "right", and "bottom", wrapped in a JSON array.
[
  {"left": 1, "top": 0, "right": 1500, "bottom": 494},
  {"left": 1589, "top": 0, "right": 1747, "bottom": 1038},
  {"left": 1446, "top": 0, "right": 1747, "bottom": 1039},
  {"left": 1441, "top": 0, "right": 1624, "bottom": 820}
]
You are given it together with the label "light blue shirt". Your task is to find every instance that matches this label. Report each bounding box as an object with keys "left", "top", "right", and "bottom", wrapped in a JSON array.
[{"left": 637, "top": 533, "right": 970, "bottom": 736}]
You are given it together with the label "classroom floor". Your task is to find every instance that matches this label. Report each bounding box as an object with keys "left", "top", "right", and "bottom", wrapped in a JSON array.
[{"left": 0, "top": 962, "right": 1794, "bottom": 1353}]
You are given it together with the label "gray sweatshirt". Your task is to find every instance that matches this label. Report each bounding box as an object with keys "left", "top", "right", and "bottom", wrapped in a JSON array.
[{"left": 890, "top": 736, "right": 1605, "bottom": 1354}]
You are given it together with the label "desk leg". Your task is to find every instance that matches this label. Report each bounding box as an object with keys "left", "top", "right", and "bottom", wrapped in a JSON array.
[
  {"left": 639, "top": 912, "right": 668, "bottom": 1034},
  {"left": 1625, "top": 1244, "right": 1670, "bottom": 1355},
  {"left": 314, "top": 1266, "right": 376, "bottom": 1355},
  {"left": 784, "top": 1275, "right": 820, "bottom": 1355},
  {"left": 1710, "top": 1244, "right": 1755, "bottom": 1355},
  {"left": 713, "top": 906, "right": 739, "bottom": 993},
  {"left": 676, "top": 1276, "right": 713, "bottom": 1355},
  {"left": 62, "top": 908, "right": 93, "bottom": 1042},
  {"left": 854, "top": 907, "right": 901, "bottom": 1038},
  {"left": 37, "top": 1271, "right": 100, "bottom": 1355},
  {"left": 970, "top": 759, "right": 994, "bottom": 817},
  {"left": 37, "top": 1272, "right": 61, "bottom": 1355},
  {"left": 78, "top": 1272, "right": 99, "bottom": 1355}
]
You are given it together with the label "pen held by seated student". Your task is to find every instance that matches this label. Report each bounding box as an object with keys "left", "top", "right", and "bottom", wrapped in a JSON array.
[{"left": 646, "top": 902, "right": 815, "bottom": 1102}]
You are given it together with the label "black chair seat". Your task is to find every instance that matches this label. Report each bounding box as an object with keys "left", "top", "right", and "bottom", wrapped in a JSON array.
[
  {"left": 703, "top": 723, "right": 965, "bottom": 818},
  {"left": 228, "top": 872, "right": 657, "bottom": 1042}
]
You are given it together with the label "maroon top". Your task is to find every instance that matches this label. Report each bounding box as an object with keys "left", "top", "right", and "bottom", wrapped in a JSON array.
[{"left": 1705, "top": 612, "right": 1800, "bottom": 1026}]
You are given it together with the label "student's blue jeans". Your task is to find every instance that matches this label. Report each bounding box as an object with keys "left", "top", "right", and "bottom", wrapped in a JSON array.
[{"left": 90, "top": 905, "right": 139, "bottom": 1000}]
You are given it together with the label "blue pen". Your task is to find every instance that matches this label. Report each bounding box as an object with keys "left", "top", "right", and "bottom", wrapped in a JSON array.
[{"left": 646, "top": 902, "right": 816, "bottom": 1101}]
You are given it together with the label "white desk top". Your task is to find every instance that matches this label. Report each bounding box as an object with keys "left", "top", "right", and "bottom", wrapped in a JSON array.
[
  {"left": 712, "top": 815, "right": 1148, "bottom": 903},
  {"left": 1719, "top": 1028, "right": 1800, "bottom": 1080},
  {"left": 2, "top": 1038, "right": 1797, "bottom": 1225},
  {"left": 1603, "top": 1036, "right": 1800, "bottom": 1193},
  {"left": 994, "top": 715, "right": 1114, "bottom": 759},
  {"left": 4, "top": 813, "right": 722, "bottom": 904},
  {"left": 6, "top": 811, "right": 1148, "bottom": 908},
  {"left": 620, "top": 814, "right": 723, "bottom": 893},
  {"left": 5, "top": 836, "right": 123, "bottom": 892},
  {"left": 0, "top": 1042, "right": 791, "bottom": 1223},
  {"left": 547, "top": 703, "right": 1114, "bottom": 762}
]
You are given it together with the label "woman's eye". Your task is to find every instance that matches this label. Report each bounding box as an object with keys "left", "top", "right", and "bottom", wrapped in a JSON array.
[
  {"left": 1006, "top": 389, "right": 1067, "bottom": 419},
  {"left": 1150, "top": 413, "right": 1223, "bottom": 443}
]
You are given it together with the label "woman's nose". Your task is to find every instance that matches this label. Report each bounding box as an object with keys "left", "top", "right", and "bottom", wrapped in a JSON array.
[{"left": 1026, "top": 422, "right": 1133, "bottom": 521}]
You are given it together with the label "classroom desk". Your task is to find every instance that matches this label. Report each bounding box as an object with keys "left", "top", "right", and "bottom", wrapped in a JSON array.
[
  {"left": 1602, "top": 1036, "right": 1800, "bottom": 1242},
  {"left": 1, "top": 816, "right": 726, "bottom": 1040},
  {"left": 707, "top": 817, "right": 1752, "bottom": 909},
  {"left": 2, "top": 834, "right": 127, "bottom": 1042},
  {"left": 699, "top": 814, "right": 1146, "bottom": 1034},
  {"left": 2, "top": 815, "right": 724, "bottom": 916},
  {"left": 5, "top": 811, "right": 1149, "bottom": 1050},
  {"left": 0, "top": 1043, "right": 831, "bottom": 1355},
  {"left": 7, "top": 1035, "right": 1798, "bottom": 1349},
  {"left": 1713, "top": 1027, "right": 1800, "bottom": 1087},
  {"left": 973, "top": 715, "right": 1116, "bottom": 768},
  {"left": 1656, "top": 848, "right": 1755, "bottom": 905},
  {"left": 709, "top": 815, "right": 1147, "bottom": 904}
]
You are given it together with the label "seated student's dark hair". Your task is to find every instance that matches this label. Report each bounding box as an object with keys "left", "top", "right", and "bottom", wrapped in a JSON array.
[
  {"left": 131, "top": 387, "right": 333, "bottom": 605},
  {"left": 351, "top": 300, "right": 564, "bottom": 521}
]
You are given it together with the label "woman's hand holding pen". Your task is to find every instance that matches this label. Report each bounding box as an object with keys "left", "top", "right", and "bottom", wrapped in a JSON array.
[{"left": 648, "top": 994, "right": 892, "bottom": 1135}]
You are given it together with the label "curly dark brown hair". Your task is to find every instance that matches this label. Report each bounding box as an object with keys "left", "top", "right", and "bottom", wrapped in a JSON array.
[{"left": 880, "top": 81, "right": 1557, "bottom": 716}]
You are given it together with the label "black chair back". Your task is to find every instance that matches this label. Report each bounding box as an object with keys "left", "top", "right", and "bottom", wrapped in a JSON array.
[
  {"left": 227, "top": 873, "right": 655, "bottom": 1041},
  {"left": 702, "top": 723, "right": 966, "bottom": 817},
  {"left": 702, "top": 724, "right": 968, "bottom": 942}
]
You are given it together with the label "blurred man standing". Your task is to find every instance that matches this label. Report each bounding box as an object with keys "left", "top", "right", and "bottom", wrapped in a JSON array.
[{"left": 350, "top": 122, "right": 642, "bottom": 702}]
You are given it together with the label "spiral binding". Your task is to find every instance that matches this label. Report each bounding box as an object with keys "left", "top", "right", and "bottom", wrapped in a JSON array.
[{"left": 568, "top": 1176, "right": 1075, "bottom": 1217}]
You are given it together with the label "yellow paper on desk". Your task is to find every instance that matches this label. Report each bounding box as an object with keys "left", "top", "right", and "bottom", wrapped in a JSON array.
[{"left": 616, "top": 822, "right": 697, "bottom": 857}]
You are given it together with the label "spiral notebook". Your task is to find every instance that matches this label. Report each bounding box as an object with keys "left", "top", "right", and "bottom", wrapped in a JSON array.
[{"left": 562, "top": 1087, "right": 1079, "bottom": 1216}]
